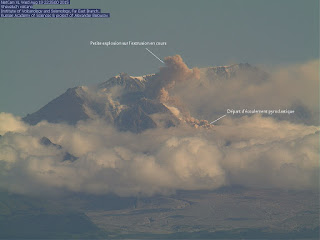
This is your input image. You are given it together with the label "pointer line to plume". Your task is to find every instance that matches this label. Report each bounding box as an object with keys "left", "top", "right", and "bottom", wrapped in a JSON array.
[
  {"left": 210, "top": 114, "right": 227, "bottom": 125},
  {"left": 145, "top": 48, "right": 164, "bottom": 63}
]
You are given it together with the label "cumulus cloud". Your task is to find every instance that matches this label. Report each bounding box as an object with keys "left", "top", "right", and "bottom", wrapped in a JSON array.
[
  {"left": 0, "top": 113, "right": 27, "bottom": 135},
  {"left": 0, "top": 114, "right": 318, "bottom": 196}
]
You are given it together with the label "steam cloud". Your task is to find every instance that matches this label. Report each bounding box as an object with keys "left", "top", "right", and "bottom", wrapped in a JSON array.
[{"left": 0, "top": 57, "right": 318, "bottom": 196}]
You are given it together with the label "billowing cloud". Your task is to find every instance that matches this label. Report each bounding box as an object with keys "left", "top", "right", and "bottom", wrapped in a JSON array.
[
  {"left": 0, "top": 113, "right": 27, "bottom": 135},
  {"left": 0, "top": 114, "right": 318, "bottom": 196}
]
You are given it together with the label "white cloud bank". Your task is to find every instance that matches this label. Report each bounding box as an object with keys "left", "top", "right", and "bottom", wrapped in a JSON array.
[{"left": 0, "top": 112, "right": 318, "bottom": 196}]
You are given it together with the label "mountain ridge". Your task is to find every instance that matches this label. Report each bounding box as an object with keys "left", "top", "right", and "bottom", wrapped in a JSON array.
[{"left": 23, "top": 63, "right": 266, "bottom": 132}]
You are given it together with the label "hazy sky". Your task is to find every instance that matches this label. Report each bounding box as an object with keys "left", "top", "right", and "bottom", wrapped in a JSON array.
[{"left": 0, "top": 0, "right": 319, "bottom": 116}]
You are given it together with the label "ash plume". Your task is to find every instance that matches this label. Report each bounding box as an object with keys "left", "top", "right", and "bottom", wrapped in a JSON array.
[{"left": 146, "top": 55, "right": 200, "bottom": 101}]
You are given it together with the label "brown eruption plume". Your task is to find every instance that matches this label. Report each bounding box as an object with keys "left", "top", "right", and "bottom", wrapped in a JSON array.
[{"left": 146, "top": 55, "right": 200, "bottom": 101}]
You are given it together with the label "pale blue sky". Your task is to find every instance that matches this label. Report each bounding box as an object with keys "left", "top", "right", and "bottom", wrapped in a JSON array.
[{"left": 0, "top": 0, "right": 318, "bottom": 116}]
